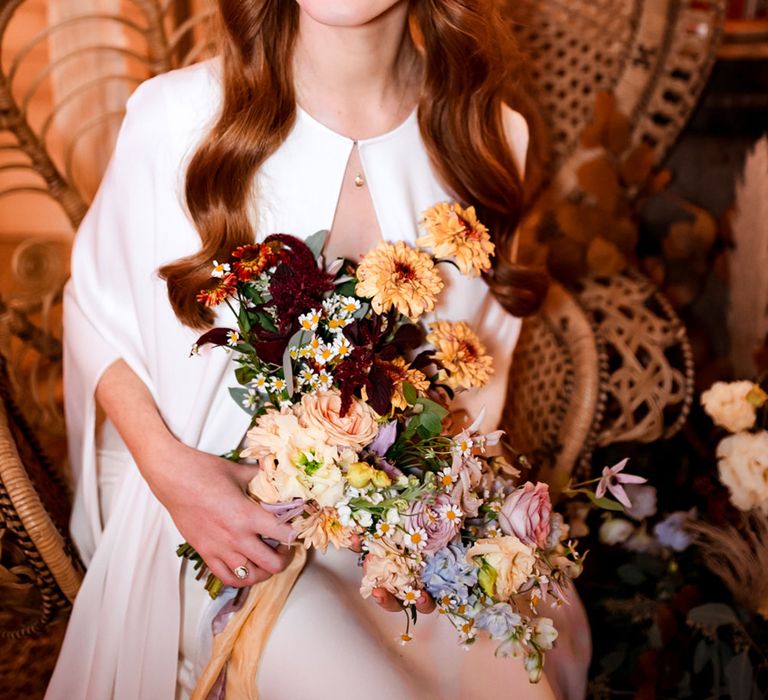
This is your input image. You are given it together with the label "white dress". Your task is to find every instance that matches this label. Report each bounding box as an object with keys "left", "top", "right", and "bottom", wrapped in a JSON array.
[{"left": 46, "top": 57, "right": 588, "bottom": 700}]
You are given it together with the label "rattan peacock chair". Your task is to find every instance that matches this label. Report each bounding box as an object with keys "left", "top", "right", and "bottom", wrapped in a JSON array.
[{"left": 0, "top": 3, "right": 722, "bottom": 692}]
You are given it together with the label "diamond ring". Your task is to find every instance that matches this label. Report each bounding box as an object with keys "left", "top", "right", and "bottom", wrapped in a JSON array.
[{"left": 233, "top": 565, "right": 249, "bottom": 580}]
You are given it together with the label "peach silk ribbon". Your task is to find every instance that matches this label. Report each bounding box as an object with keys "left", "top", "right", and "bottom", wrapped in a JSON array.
[{"left": 191, "top": 545, "right": 308, "bottom": 700}]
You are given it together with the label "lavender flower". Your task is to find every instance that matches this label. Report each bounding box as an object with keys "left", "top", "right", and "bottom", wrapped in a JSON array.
[{"left": 421, "top": 541, "right": 478, "bottom": 602}]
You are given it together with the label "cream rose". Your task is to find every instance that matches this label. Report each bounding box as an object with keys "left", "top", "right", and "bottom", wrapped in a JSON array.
[
  {"left": 701, "top": 381, "right": 758, "bottom": 433},
  {"left": 467, "top": 536, "right": 536, "bottom": 600},
  {"left": 717, "top": 431, "right": 768, "bottom": 514},
  {"left": 300, "top": 391, "right": 380, "bottom": 450}
]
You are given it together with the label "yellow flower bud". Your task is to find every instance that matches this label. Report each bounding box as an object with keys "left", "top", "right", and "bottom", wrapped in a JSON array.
[
  {"left": 371, "top": 469, "right": 393, "bottom": 488},
  {"left": 347, "top": 461, "right": 375, "bottom": 488}
]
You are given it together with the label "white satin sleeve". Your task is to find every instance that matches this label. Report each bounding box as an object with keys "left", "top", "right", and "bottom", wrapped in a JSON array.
[{"left": 64, "top": 77, "right": 167, "bottom": 563}]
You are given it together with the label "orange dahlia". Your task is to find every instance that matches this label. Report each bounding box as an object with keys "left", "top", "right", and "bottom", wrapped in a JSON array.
[
  {"left": 427, "top": 320, "right": 493, "bottom": 390},
  {"left": 384, "top": 357, "right": 430, "bottom": 411},
  {"left": 417, "top": 202, "right": 494, "bottom": 276},
  {"left": 355, "top": 241, "right": 443, "bottom": 321}
]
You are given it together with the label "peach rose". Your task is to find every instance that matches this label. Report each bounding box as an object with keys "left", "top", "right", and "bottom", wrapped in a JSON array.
[
  {"left": 467, "top": 536, "right": 536, "bottom": 600},
  {"left": 360, "top": 540, "right": 416, "bottom": 599},
  {"left": 300, "top": 391, "right": 379, "bottom": 450}
]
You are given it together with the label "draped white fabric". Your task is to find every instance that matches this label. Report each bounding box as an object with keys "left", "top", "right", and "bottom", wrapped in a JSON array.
[{"left": 45, "top": 57, "right": 586, "bottom": 700}]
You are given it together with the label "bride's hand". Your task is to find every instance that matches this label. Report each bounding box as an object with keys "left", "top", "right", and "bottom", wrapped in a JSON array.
[
  {"left": 146, "top": 441, "right": 295, "bottom": 589},
  {"left": 353, "top": 536, "right": 436, "bottom": 614}
]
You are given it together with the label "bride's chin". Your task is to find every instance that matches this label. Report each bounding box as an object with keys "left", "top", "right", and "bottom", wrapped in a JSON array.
[{"left": 295, "top": 0, "right": 407, "bottom": 28}]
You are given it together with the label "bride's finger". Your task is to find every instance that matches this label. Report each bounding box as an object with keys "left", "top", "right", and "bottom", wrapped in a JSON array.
[
  {"left": 217, "top": 554, "right": 272, "bottom": 588},
  {"left": 372, "top": 588, "right": 403, "bottom": 612},
  {"left": 415, "top": 590, "right": 435, "bottom": 614}
]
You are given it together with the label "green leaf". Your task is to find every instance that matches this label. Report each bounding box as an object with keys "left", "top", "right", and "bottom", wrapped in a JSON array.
[
  {"left": 688, "top": 603, "right": 740, "bottom": 628},
  {"left": 305, "top": 229, "right": 329, "bottom": 258},
  {"left": 725, "top": 651, "right": 754, "bottom": 700},
  {"left": 255, "top": 311, "right": 277, "bottom": 333},
  {"left": 586, "top": 491, "right": 625, "bottom": 511},
  {"left": 402, "top": 381, "right": 418, "bottom": 405},
  {"left": 420, "top": 411, "right": 444, "bottom": 435},
  {"left": 416, "top": 397, "right": 449, "bottom": 419}
]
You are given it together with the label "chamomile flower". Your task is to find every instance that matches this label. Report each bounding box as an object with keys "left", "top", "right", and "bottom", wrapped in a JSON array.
[
  {"left": 317, "top": 369, "right": 334, "bottom": 391},
  {"left": 297, "top": 368, "right": 316, "bottom": 387},
  {"left": 452, "top": 435, "right": 474, "bottom": 458},
  {"left": 298, "top": 345, "right": 314, "bottom": 359},
  {"left": 298, "top": 310, "right": 321, "bottom": 332},
  {"left": 398, "top": 633, "right": 413, "bottom": 645},
  {"left": 226, "top": 330, "right": 240, "bottom": 347},
  {"left": 439, "top": 503, "right": 463, "bottom": 524},
  {"left": 211, "top": 260, "right": 230, "bottom": 278},
  {"left": 333, "top": 336, "right": 352, "bottom": 360},
  {"left": 322, "top": 296, "right": 339, "bottom": 315},
  {"left": 400, "top": 587, "right": 421, "bottom": 606},
  {"left": 438, "top": 468, "right": 457, "bottom": 489},
  {"left": 485, "top": 526, "right": 501, "bottom": 538},
  {"left": 375, "top": 521, "right": 395, "bottom": 539},
  {"left": 270, "top": 377, "right": 287, "bottom": 393},
  {"left": 289, "top": 347, "right": 300, "bottom": 360},
  {"left": 314, "top": 342, "right": 336, "bottom": 366},
  {"left": 327, "top": 316, "right": 350, "bottom": 333},
  {"left": 338, "top": 296, "right": 361, "bottom": 316},
  {"left": 404, "top": 528, "right": 428, "bottom": 551},
  {"left": 253, "top": 374, "right": 269, "bottom": 392}
]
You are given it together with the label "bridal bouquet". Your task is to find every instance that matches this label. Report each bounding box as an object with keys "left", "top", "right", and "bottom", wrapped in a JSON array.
[{"left": 180, "top": 202, "right": 634, "bottom": 682}]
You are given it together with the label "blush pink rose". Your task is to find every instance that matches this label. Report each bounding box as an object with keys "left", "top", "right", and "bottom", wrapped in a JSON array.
[
  {"left": 300, "top": 390, "right": 379, "bottom": 450},
  {"left": 499, "top": 482, "right": 552, "bottom": 549}
]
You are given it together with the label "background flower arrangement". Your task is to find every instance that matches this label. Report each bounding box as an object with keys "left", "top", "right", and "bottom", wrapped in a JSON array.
[{"left": 580, "top": 378, "right": 768, "bottom": 698}]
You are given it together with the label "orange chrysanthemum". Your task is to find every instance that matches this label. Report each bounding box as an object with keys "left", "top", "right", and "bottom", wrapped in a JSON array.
[
  {"left": 417, "top": 202, "right": 494, "bottom": 276},
  {"left": 293, "top": 507, "right": 355, "bottom": 553},
  {"left": 427, "top": 320, "right": 493, "bottom": 390},
  {"left": 196, "top": 273, "right": 237, "bottom": 308},
  {"left": 355, "top": 241, "right": 443, "bottom": 321},
  {"left": 384, "top": 357, "right": 430, "bottom": 411}
]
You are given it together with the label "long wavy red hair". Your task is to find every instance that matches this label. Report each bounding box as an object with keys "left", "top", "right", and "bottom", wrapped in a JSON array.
[{"left": 159, "top": 0, "right": 548, "bottom": 329}]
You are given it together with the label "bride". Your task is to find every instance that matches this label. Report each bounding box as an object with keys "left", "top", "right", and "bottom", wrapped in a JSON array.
[{"left": 46, "top": 1, "right": 590, "bottom": 698}]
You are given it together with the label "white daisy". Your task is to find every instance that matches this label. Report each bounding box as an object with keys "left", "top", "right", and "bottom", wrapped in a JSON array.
[
  {"left": 298, "top": 310, "right": 321, "bottom": 332},
  {"left": 314, "top": 342, "right": 337, "bottom": 366},
  {"left": 241, "top": 389, "right": 258, "bottom": 409},
  {"left": 404, "top": 528, "right": 428, "bottom": 551},
  {"left": 253, "top": 374, "right": 269, "bottom": 392},
  {"left": 400, "top": 586, "right": 421, "bottom": 606},
  {"left": 327, "top": 316, "right": 350, "bottom": 333},
  {"left": 438, "top": 503, "right": 463, "bottom": 524},
  {"left": 226, "top": 330, "right": 240, "bottom": 347},
  {"left": 317, "top": 369, "right": 333, "bottom": 391},
  {"left": 437, "top": 468, "right": 457, "bottom": 489},
  {"left": 270, "top": 377, "right": 287, "bottom": 393},
  {"left": 211, "top": 260, "right": 230, "bottom": 278},
  {"left": 332, "top": 336, "right": 352, "bottom": 360},
  {"left": 298, "top": 368, "right": 316, "bottom": 387},
  {"left": 375, "top": 521, "right": 395, "bottom": 539},
  {"left": 338, "top": 296, "right": 361, "bottom": 316}
]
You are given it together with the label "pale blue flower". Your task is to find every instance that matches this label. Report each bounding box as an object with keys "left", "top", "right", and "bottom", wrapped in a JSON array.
[
  {"left": 654, "top": 511, "right": 693, "bottom": 551},
  {"left": 421, "top": 541, "right": 477, "bottom": 602},
  {"left": 475, "top": 603, "right": 522, "bottom": 640}
]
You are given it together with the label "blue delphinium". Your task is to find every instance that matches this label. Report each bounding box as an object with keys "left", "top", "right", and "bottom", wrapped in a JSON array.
[{"left": 421, "top": 540, "right": 478, "bottom": 602}]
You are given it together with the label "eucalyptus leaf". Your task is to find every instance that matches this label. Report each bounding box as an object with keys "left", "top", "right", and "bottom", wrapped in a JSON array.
[
  {"left": 725, "top": 651, "right": 754, "bottom": 700},
  {"left": 688, "top": 603, "right": 740, "bottom": 628},
  {"left": 305, "top": 229, "right": 329, "bottom": 258}
]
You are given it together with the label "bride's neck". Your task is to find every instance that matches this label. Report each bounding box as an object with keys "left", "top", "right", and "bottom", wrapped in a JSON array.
[{"left": 292, "top": 6, "right": 419, "bottom": 140}]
